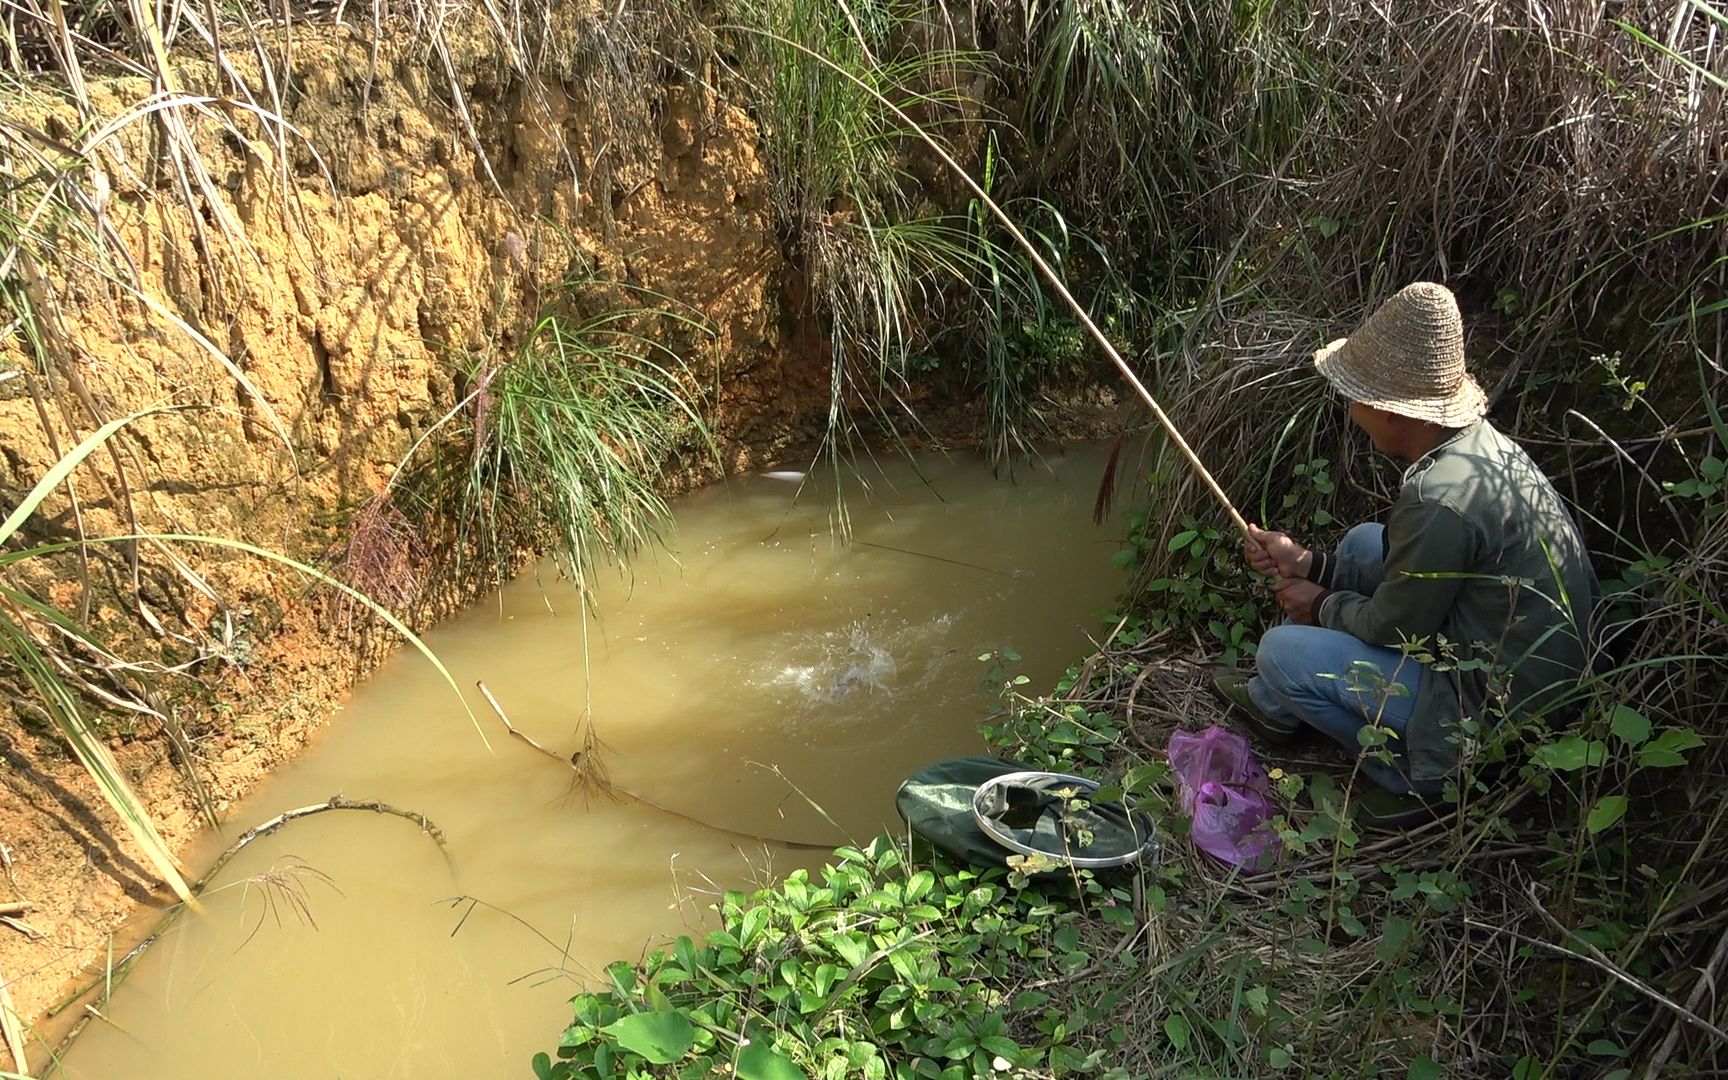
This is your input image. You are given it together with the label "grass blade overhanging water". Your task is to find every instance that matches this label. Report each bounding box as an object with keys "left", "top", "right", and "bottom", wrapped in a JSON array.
[{"left": 0, "top": 408, "right": 490, "bottom": 908}]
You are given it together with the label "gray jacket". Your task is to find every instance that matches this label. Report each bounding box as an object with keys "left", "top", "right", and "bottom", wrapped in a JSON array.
[{"left": 1311, "top": 419, "right": 1598, "bottom": 782}]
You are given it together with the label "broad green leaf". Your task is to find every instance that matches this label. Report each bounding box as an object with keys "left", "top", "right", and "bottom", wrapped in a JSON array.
[
  {"left": 827, "top": 932, "right": 869, "bottom": 967},
  {"left": 1648, "top": 728, "right": 1705, "bottom": 752},
  {"left": 1587, "top": 796, "right": 1628, "bottom": 834},
  {"left": 1608, "top": 706, "right": 1650, "bottom": 746},
  {"left": 1377, "top": 916, "right": 1413, "bottom": 963},
  {"left": 1166, "top": 530, "right": 1198, "bottom": 553},
  {"left": 602, "top": 1011, "right": 695, "bottom": 1064},
  {"left": 1244, "top": 985, "right": 1269, "bottom": 1017},
  {"left": 739, "top": 905, "right": 769, "bottom": 949},
  {"left": 1638, "top": 729, "right": 1705, "bottom": 768},
  {"left": 978, "top": 1036, "right": 1019, "bottom": 1059},
  {"left": 1532, "top": 735, "right": 1607, "bottom": 772},
  {"left": 1163, "top": 1014, "right": 1190, "bottom": 1050},
  {"left": 737, "top": 1041, "right": 808, "bottom": 1080},
  {"left": 1408, "top": 1058, "right": 1443, "bottom": 1080}
]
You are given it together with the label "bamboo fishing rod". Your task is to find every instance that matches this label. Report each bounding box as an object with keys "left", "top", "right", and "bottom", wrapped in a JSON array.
[{"left": 731, "top": 27, "right": 1256, "bottom": 544}]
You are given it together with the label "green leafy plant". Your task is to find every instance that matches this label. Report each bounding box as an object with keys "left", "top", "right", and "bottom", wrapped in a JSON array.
[
  {"left": 535, "top": 836, "right": 1150, "bottom": 1080},
  {"left": 979, "top": 652, "right": 1128, "bottom": 772},
  {"left": 1660, "top": 355, "right": 1726, "bottom": 517},
  {"left": 1111, "top": 510, "right": 1258, "bottom": 664}
]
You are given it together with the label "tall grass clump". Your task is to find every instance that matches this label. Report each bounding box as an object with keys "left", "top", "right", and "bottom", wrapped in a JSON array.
[
  {"left": 449, "top": 279, "right": 716, "bottom": 598},
  {"left": 956, "top": 143, "right": 1130, "bottom": 469},
  {"left": 1004, "top": 0, "right": 1320, "bottom": 278},
  {"left": 725, "top": 1, "right": 1062, "bottom": 484}
]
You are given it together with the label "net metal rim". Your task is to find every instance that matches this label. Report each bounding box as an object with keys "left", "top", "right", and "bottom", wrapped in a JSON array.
[{"left": 970, "top": 770, "right": 1157, "bottom": 869}]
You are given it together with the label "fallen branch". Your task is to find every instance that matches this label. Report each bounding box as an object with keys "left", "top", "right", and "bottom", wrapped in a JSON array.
[
  {"left": 1644, "top": 923, "right": 1728, "bottom": 1077},
  {"left": 477, "top": 680, "right": 577, "bottom": 766},
  {"left": 198, "top": 796, "right": 449, "bottom": 889},
  {"left": 1463, "top": 907, "right": 1728, "bottom": 1046},
  {"left": 45, "top": 795, "right": 449, "bottom": 1042},
  {"left": 477, "top": 680, "right": 614, "bottom": 798},
  {"left": 0, "top": 902, "right": 31, "bottom": 918}
]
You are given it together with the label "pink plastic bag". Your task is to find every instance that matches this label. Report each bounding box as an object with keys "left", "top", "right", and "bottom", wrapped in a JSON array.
[{"left": 1167, "top": 726, "right": 1281, "bottom": 869}]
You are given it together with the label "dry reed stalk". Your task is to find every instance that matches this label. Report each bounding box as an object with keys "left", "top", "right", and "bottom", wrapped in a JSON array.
[
  {"left": 0, "top": 960, "right": 26, "bottom": 1075},
  {"left": 477, "top": 681, "right": 843, "bottom": 849},
  {"left": 328, "top": 492, "right": 429, "bottom": 632},
  {"left": 477, "top": 679, "right": 617, "bottom": 802},
  {"left": 201, "top": 797, "right": 449, "bottom": 884}
]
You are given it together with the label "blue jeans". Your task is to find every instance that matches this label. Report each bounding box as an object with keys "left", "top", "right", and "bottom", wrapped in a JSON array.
[{"left": 1248, "top": 523, "right": 1442, "bottom": 797}]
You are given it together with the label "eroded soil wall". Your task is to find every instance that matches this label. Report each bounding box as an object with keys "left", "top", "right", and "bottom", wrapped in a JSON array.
[{"left": 0, "top": 26, "right": 821, "bottom": 1042}]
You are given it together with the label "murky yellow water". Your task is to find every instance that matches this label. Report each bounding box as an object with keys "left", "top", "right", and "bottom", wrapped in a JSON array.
[{"left": 59, "top": 445, "right": 1123, "bottom": 1079}]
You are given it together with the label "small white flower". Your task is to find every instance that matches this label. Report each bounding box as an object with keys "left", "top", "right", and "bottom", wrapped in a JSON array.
[{"left": 992, "top": 1056, "right": 1011, "bottom": 1072}]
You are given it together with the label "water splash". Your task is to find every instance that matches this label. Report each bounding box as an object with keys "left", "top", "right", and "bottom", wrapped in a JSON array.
[{"left": 768, "top": 620, "right": 904, "bottom": 704}]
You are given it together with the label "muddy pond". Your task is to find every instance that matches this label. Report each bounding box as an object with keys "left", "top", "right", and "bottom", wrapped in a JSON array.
[{"left": 59, "top": 444, "right": 1124, "bottom": 1079}]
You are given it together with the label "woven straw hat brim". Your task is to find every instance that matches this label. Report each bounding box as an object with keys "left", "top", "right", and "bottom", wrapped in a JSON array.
[{"left": 1314, "top": 338, "right": 1488, "bottom": 427}]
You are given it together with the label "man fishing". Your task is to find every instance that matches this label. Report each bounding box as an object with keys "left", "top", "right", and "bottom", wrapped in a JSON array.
[{"left": 1211, "top": 282, "right": 1598, "bottom": 818}]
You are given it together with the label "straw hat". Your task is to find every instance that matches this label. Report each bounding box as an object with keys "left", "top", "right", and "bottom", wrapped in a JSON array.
[{"left": 1313, "top": 282, "right": 1487, "bottom": 427}]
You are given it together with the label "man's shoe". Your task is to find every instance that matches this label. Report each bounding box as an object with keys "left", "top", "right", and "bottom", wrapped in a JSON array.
[
  {"left": 1210, "top": 669, "right": 1301, "bottom": 746},
  {"left": 1352, "top": 787, "right": 1445, "bottom": 831}
]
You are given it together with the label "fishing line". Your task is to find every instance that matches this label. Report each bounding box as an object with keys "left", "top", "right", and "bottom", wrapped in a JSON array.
[{"left": 852, "top": 539, "right": 1012, "bottom": 577}]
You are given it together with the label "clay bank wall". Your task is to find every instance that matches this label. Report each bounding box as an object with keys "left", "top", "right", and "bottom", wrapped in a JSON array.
[{"left": 0, "top": 22, "right": 822, "bottom": 1038}]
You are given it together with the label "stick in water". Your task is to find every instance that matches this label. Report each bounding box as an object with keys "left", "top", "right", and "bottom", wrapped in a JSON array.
[{"left": 476, "top": 682, "right": 842, "bottom": 851}]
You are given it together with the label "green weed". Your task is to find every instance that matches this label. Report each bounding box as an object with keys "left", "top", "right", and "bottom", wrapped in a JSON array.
[
  {"left": 535, "top": 836, "right": 1157, "bottom": 1080},
  {"left": 448, "top": 279, "right": 715, "bottom": 597}
]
